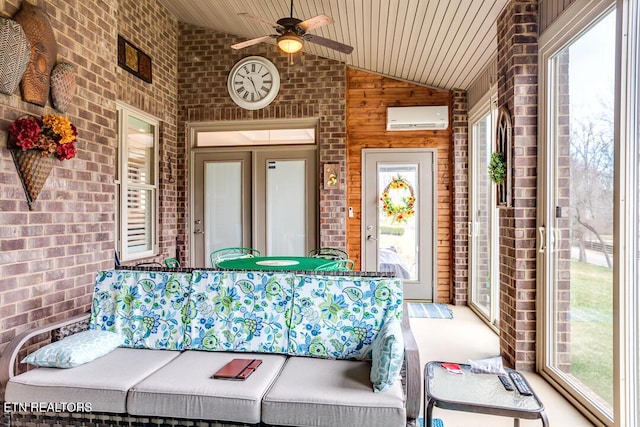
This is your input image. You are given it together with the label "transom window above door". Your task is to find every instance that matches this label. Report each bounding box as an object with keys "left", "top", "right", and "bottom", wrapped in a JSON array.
[{"left": 191, "top": 118, "right": 316, "bottom": 147}]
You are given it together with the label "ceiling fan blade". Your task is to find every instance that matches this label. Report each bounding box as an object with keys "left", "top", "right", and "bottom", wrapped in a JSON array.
[
  {"left": 237, "top": 12, "right": 282, "bottom": 30},
  {"left": 304, "top": 34, "right": 353, "bottom": 54},
  {"left": 298, "top": 14, "right": 333, "bottom": 32},
  {"left": 231, "top": 35, "right": 275, "bottom": 50}
]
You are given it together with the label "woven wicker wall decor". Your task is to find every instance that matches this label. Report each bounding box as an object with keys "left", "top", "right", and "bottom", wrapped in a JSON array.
[
  {"left": 10, "top": 149, "right": 55, "bottom": 211},
  {"left": 13, "top": 2, "right": 58, "bottom": 106},
  {"left": 0, "top": 16, "right": 31, "bottom": 95},
  {"left": 50, "top": 62, "right": 76, "bottom": 112}
]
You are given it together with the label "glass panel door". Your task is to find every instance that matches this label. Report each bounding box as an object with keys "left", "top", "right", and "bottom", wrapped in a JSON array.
[
  {"left": 254, "top": 147, "right": 317, "bottom": 256},
  {"left": 266, "top": 159, "right": 306, "bottom": 255},
  {"left": 377, "top": 164, "right": 419, "bottom": 281},
  {"left": 545, "top": 9, "right": 615, "bottom": 416},
  {"left": 204, "top": 161, "right": 243, "bottom": 259},
  {"left": 194, "top": 147, "right": 316, "bottom": 266},
  {"left": 193, "top": 151, "right": 251, "bottom": 267},
  {"left": 362, "top": 149, "right": 436, "bottom": 300},
  {"left": 469, "top": 108, "right": 499, "bottom": 324}
]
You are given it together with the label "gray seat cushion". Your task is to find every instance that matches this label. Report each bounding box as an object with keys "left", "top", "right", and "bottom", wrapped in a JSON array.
[
  {"left": 5, "top": 348, "right": 179, "bottom": 413},
  {"left": 127, "top": 351, "right": 287, "bottom": 424},
  {"left": 261, "top": 357, "right": 406, "bottom": 427}
]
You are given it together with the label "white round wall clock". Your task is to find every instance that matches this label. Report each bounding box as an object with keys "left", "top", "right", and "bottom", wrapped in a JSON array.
[{"left": 227, "top": 56, "right": 280, "bottom": 110}]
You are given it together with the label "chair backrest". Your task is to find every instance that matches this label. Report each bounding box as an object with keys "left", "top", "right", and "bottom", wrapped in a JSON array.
[
  {"left": 308, "top": 247, "right": 349, "bottom": 260},
  {"left": 210, "top": 247, "right": 261, "bottom": 267},
  {"left": 134, "top": 261, "right": 163, "bottom": 267},
  {"left": 314, "top": 259, "right": 355, "bottom": 271},
  {"left": 164, "top": 257, "right": 180, "bottom": 268}
]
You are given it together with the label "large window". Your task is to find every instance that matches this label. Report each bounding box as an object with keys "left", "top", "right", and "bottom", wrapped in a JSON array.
[
  {"left": 116, "top": 104, "right": 159, "bottom": 261},
  {"left": 468, "top": 96, "right": 500, "bottom": 327},
  {"left": 623, "top": 1, "right": 640, "bottom": 424},
  {"left": 548, "top": 8, "right": 615, "bottom": 411},
  {"left": 538, "top": 1, "right": 637, "bottom": 424}
]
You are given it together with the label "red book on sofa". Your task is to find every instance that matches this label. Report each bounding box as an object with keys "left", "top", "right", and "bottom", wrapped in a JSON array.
[{"left": 213, "top": 358, "right": 262, "bottom": 380}]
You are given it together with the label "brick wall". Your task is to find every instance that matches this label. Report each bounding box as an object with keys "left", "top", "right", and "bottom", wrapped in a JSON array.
[
  {"left": 496, "top": 0, "right": 539, "bottom": 370},
  {"left": 175, "top": 23, "right": 347, "bottom": 265},
  {"left": 117, "top": 0, "right": 179, "bottom": 262},
  {"left": 0, "top": 0, "right": 178, "bottom": 358},
  {"left": 452, "top": 89, "right": 469, "bottom": 305}
]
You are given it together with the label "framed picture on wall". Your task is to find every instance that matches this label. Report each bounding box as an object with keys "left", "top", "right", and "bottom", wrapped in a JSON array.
[
  {"left": 324, "top": 164, "right": 340, "bottom": 189},
  {"left": 117, "top": 35, "right": 152, "bottom": 83}
]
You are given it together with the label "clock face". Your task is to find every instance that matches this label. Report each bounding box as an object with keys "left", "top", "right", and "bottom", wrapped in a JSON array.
[{"left": 227, "top": 56, "right": 280, "bottom": 110}]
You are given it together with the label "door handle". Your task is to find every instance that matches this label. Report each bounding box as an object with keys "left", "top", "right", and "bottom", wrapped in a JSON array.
[
  {"left": 367, "top": 235, "right": 377, "bottom": 241},
  {"left": 194, "top": 229, "right": 204, "bottom": 234},
  {"left": 538, "top": 226, "right": 546, "bottom": 253}
]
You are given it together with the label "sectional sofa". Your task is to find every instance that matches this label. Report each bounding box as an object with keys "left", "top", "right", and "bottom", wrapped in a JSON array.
[{"left": 0, "top": 267, "right": 420, "bottom": 427}]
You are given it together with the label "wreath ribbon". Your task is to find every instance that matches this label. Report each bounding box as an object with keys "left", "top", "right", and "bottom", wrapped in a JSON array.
[{"left": 380, "top": 175, "right": 416, "bottom": 223}]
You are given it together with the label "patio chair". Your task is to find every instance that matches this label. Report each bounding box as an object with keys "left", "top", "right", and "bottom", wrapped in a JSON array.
[
  {"left": 164, "top": 257, "right": 180, "bottom": 268},
  {"left": 314, "top": 259, "right": 355, "bottom": 271},
  {"left": 308, "top": 247, "right": 349, "bottom": 260},
  {"left": 210, "top": 247, "right": 261, "bottom": 267},
  {"left": 134, "top": 262, "right": 163, "bottom": 267}
]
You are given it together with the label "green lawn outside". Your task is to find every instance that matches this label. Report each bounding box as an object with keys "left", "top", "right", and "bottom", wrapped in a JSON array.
[{"left": 570, "top": 260, "right": 614, "bottom": 405}]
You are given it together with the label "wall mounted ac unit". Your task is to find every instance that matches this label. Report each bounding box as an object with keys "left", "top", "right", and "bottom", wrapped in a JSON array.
[{"left": 386, "top": 106, "right": 449, "bottom": 131}]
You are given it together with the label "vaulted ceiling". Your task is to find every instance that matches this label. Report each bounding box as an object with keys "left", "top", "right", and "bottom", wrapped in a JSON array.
[{"left": 158, "top": 0, "right": 508, "bottom": 91}]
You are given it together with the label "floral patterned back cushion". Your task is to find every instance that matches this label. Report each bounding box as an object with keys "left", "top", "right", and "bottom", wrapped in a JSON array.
[
  {"left": 89, "top": 269, "right": 192, "bottom": 350},
  {"left": 185, "top": 270, "right": 293, "bottom": 353},
  {"left": 287, "top": 274, "right": 403, "bottom": 360}
]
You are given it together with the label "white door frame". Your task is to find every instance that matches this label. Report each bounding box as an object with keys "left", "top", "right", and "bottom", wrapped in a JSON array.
[
  {"left": 361, "top": 148, "right": 438, "bottom": 301},
  {"left": 467, "top": 93, "right": 501, "bottom": 329}
]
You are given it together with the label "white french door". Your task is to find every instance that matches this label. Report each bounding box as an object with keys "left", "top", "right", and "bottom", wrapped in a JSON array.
[
  {"left": 254, "top": 148, "right": 317, "bottom": 256},
  {"left": 539, "top": 5, "right": 615, "bottom": 423},
  {"left": 193, "top": 151, "right": 251, "bottom": 267},
  {"left": 192, "top": 147, "right": 316, "bottom": 267},
  {"left": 469, "top": 98, "right": 500, "bottom": 327},
  {"left": 361, "top": 149, "right": 436, "bottom": 301}
]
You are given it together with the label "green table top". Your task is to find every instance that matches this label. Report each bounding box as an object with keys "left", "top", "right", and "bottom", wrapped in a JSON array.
[{"left": 216, "top": 256, "right": 335, "bottom": 271}]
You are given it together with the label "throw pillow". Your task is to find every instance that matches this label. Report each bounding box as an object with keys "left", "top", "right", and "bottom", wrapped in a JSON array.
[
  {"left": 22, "top": 330, "right": 122, "bottom": 368},
  {"left": 370, "top": 319, "right": 404, "bottom": 392}
]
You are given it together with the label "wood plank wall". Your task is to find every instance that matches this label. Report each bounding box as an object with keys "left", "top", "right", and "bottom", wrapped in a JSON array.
[
  {"left": 539, "top": 0, "right": 576, "bottom": 32},
  {"left": 467, "top": 55, "right": 498, "bottom": 110},
  {"left": 346, "top": 68, "right": 453, "bottom": 302}
]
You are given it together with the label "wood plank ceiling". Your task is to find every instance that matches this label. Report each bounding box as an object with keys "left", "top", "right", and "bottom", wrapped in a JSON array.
[{"left": 157, "top": 0, "right": 509, "bottom": 91}]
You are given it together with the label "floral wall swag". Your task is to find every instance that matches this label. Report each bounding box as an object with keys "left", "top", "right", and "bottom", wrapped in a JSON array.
[
  {"left": 9, "top": 115, "right": 78, "bottom": 160},
  {"left": 7, "top": 114, "right": 78, "bottom": 210},
  {"left": 380, "top": 175, "right": 416, "bottom": 223}
]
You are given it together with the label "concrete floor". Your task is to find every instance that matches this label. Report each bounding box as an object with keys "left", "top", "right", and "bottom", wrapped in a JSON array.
[{"left": 410, "top": 304, "right": 596, "bottom": 427}]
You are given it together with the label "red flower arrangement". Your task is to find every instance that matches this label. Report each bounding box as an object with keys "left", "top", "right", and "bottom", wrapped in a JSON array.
[{"left": 8, "top": 114, "right": 77, "bottom": 161}]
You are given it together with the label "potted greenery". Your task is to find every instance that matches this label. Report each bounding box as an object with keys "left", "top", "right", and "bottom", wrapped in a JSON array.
[{"left": 488, "top": 152, "right": 507, "bottom": 184}]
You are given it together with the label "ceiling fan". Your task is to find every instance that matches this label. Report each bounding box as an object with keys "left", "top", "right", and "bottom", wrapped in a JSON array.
[{"left": 231, "top": 0, "right": 354, "bottom": 55}]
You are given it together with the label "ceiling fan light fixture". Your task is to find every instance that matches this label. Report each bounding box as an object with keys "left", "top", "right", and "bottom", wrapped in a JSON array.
[{"left": 277, "top": 33, "right": 303, "bottom": 54}]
